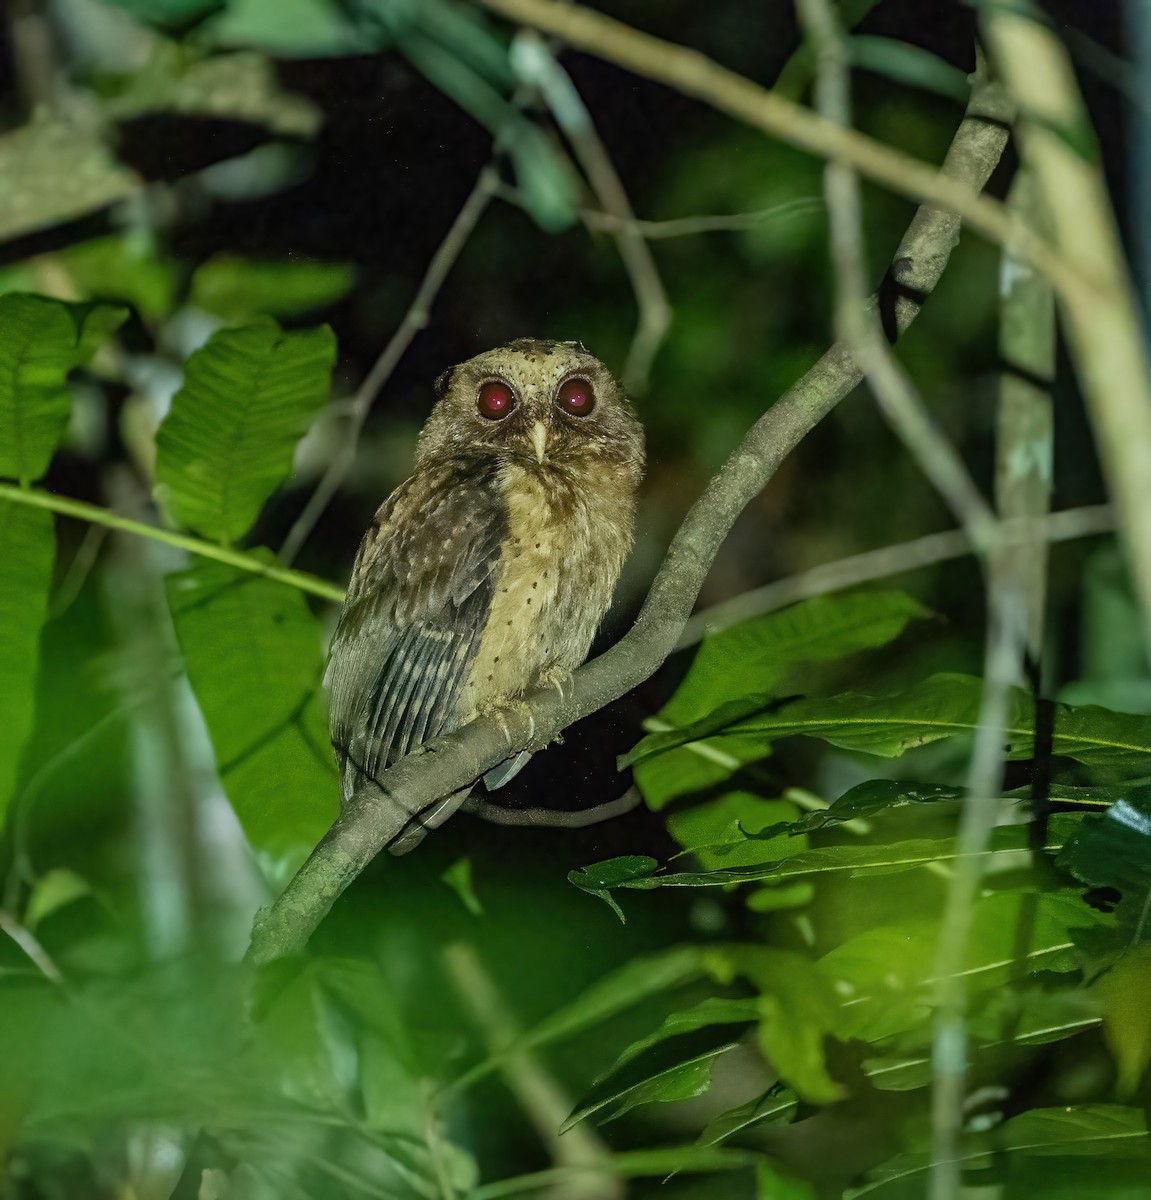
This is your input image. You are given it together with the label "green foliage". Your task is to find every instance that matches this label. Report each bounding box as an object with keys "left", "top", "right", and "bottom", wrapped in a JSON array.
[
  {"left": 154, "top": 319, "right": 335, "bottom": 543},
  {"left": 190, "top": 257, "right": 357, "bottom": 321},
  {"left": 0, "top": 294, "right": 127, "bottom": 483},
  {"left": 167, "top": 558, "right": 338, "bottom": 864},
  {"left": 0, "top": 501, "right": 54, "bottom": 819}
]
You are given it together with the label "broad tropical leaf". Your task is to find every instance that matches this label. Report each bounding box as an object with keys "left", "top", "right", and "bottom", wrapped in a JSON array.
[
  {"left": 166, "top": 557, "right": 338, "bottom": 864},
  {"left": 154, "top": 319, "right": 335, "bottom": 543},
  {"left": 0, "top": 500, "right": 54, "bottom": 820},
  {"left": 0, "top": 294, "right": 127, "bottom": 483}
]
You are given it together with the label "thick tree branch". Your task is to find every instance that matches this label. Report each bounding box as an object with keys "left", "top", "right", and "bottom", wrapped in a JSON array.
[{"left": 245, "top": 71, "right": 1012, "bottom": 966}]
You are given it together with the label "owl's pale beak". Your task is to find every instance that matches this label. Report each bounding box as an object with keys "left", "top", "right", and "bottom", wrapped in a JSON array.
[{"left": 530, "top": 421, "right": 548, "bottom": 463}]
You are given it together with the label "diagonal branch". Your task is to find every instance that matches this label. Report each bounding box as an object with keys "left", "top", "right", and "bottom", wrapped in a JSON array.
[{"left": 245, "top": 69, "right": 1012, "bottom": 966}]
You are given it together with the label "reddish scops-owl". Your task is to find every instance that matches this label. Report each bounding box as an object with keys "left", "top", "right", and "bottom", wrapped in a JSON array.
[{"left": 326, "top": 339, "right": 645, "bottom": 851}]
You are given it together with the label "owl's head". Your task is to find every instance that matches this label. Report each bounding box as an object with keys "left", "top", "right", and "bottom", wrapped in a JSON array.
[{"left": 414, "top": 339, "right": 643, "bottom": 482}]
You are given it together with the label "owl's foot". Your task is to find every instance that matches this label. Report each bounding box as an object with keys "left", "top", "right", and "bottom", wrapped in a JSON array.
[{"left": 537, "top": 665, "right": 573, "bottom": 701}]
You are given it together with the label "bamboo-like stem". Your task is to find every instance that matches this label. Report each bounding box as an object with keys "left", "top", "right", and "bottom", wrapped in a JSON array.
[{"left": 0, "top": 483, "right": 343, "bottom": 603}]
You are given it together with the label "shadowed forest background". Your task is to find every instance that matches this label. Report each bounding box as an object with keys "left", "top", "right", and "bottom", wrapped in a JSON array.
[{"left": 1, "top": 0, "right": 1149, "bottom": 1197}]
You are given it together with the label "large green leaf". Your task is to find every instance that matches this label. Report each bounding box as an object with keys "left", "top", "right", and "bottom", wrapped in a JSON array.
[
  {"left": 0, "top": 294, "right": 127, "bottom": 483},
  {"left": 697, "top": 1085, "right": 798, "bottom": 1147},
  {"left": 664, "top": 589, "right": 930, "bottom": 726},
  {"left": 154, "top": 320, "right": 335, "bottom": 543},
  {"left": 0, "top": 500, "right": 54, "bottom": 821},
  {"left": 190, "top": 257, "right": 356, "bottom": 322},
  {"left": 626, "top": 673, "right": 1151, "bottom": 772},
  {"left": 166, "top": 557, "right": 338, "bottom": 864}
]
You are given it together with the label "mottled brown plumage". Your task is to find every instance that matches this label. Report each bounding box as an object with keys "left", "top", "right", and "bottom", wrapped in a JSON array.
[{"left": 326, "top": 339, "right": 644, "bottom": 851}]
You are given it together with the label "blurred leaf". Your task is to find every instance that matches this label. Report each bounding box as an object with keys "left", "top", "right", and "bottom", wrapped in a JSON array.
[
  {"left": 594, "top": 1144, "right": 760, "bottom": 1177},
  {"left": 1096, "top": 945, "right": 1151, "bottom": 1095},
  {"left": 190, "top": 257, "right": 356, "bottom": 321},
  {"left": 0, "top": 501, "right": 54, "bottom": 820},
  {"left": 707, "top": 946, "right": 844, "bottom": 1105},
  {"left": 24, "top": 868, "right": 92, "bottom": 931},
  {"left": 205, "top": 0, "right": 364, "bottom": 56},
  {"left": 0, "top": 294, "right": 127, "bottom": 483},
  {"left": 848, "top": 36, "right": 970, "bottom": 102},
  {"left": 627, "top": 674, "right": 1151, "bottom": 772},
  {"left": 757, "top": 1163, "right": 818, "bottom": 1200},
  {"left": 166, "top": 557, "right": 338, "bottom": 864},
  {"left": 847, "top": 1105, "right": 1150, "bottom": 1196},
  {"left": 664, "top": 590, "right": 930, "bottom": 726},
  {"left": 511, "top": 945, "right": 709, "bottom": 1058},
  {"left": 154, "top": 319, "right": 335, "bottom": 543},
  {"left": 61, "top": 236, "right": 177, "bottom": 321},
  {"left": 101, "top": 0, "right": 223, "bottom": 27},
  {"left": 441, "top": 857, "right": 484, "bottom": 916},
  {"left": 698, "top": 1085, "right": 798, "bottom": 1146},
  {"left": 105, "top": 51, "right": 321, "bottom": 136},
  {"left": 0, "top": 118, "right": 138, "bottom": 242},
  {"left": 634, "top": 731, "right": 766, "bottom": 811},
  {"left": 563, "top": 1038, "right": 736, "bottom": 1131},
  {"left": 822, "top": 892, "right": 1104, "bottom": 1044}
]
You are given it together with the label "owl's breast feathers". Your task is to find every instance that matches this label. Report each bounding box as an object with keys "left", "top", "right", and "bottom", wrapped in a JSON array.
[{"left": 326, "top": 453, "right": 635, "bottom": 801}]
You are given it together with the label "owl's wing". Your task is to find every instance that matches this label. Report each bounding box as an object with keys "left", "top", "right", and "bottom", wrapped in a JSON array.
[{"left": 326, "top": 465, "right": 507, "bottom": 800}]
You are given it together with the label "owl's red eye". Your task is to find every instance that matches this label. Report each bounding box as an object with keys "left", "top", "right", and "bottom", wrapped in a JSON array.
[
  {"left": 557, "top": 377, "right": 595, "bottom": 416},
  {"left": 477, "top": 381, "right": 516, "bottom": 420}
]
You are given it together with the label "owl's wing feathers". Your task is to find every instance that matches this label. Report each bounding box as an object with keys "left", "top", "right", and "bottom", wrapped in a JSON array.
[{"left": 327, "top": 468, "right": 507, "bottom": 799}]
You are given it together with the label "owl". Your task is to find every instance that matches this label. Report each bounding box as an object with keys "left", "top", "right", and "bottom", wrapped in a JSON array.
[{"left": 326, "top": 339, "right": 645, "bottom": 853}]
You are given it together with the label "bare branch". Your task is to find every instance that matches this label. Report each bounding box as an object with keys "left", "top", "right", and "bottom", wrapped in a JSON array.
[
  {"left": 245, "top": 71, "right": 1012, "bottom": 967},
  {"left": 476, "top": 0, "right": 1083, "bottom": 301}
]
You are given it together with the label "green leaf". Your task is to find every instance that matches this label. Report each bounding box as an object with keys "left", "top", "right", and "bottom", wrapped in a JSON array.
[
  {"left": 663, "top": 589, "right": 930, "bottom": 727},
  {"left": 568, "top": 855, "right": 658, "bottom": 921},
  {"left": 154, "top": 320, "right": 336, "bottom": 543},
  {"left": 24, "top": 868, "right": 92, "bottom": 931},
  {"left": 0, "top": 500, "right": 54, "bottom": 821},
  {"left": 441, "top": 856, "right": 484, "bottom": 917},
  {"left": 190, "top": 257, "right": 356, "bottom": 322},
  {"left": 0, "top": 294, "right": 127, "bottom": 483},
  {"left": 1095, "top": 945, "right": 1151, "bottom": 1095},
  {"left": 847, "top": 1105, "right": 1150, "bottom": 1197},
  {"left": 634, "top": 731, "right": 767, "bottom": 810},
  {"left": 204, "top": 0, "right": 364, "bottom": 56},
  {"left": 821, "top": 892, "right": 1104, "bottom": 1044},
  {"left": 757, "top": 1163, "right": 818, "bottom": 1200},
  {"left": 166, "top": 557, "right": 338, "bottom": 865},
  {"left": 707, "top": 946, "right": 845, "bottom": 1105},
  {"left": 697, "top": 1085, "right": 798, "bottom": 1147},
  {"left": 795, "top": 779, "right": 964, "bottom": 830},
  {"left": 564, "top": 997, "right": 760, "bottom": 1130},
  {"left": 100, "top": 0, "right": 224, "bottom": 30},
  {"left": 667, "top": 793, "right": 802, "bottom": 870},
  {"left": 847, "top": 36, "right": 970, "bottom": 102},
  {"left": 572, "top": 816, "right": 1079, "bottom": 896},
  {"left": 628, "top": 673, "right": 1151, "bottom": 772}
]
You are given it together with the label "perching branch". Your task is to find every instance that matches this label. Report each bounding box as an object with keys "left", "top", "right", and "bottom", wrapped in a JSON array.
[{"left": 245, "top": 68, "right": 1012, "bottom": 966}]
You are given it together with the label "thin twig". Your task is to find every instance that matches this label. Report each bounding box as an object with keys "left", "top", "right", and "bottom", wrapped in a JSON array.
[
  {"left": 245, "top": 73, "right": 1012, "bottom": 966},
  {"left": 476, "top": 0, "right": 1085, "bottom": 302},
  {"left": 580, "top": 197, "right": 825, "bottom": 240},
  {"left": 512, "top": 31, "right": 671, "bottom": 393},
  {"left": 982, "top": 9, "right": 1151, "bottom": 655},
  {"left": 677, "top": 505, "right": 1114, "bottom": 648},
  {"left": 0, "top": 483, "right": 342, "bottom": 602},
  {"left": 278, "top": 166, "right": 501, "bottom": 567}
]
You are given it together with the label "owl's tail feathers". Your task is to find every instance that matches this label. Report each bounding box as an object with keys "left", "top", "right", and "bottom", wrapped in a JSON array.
[
  {"left": 387, "top": 787, "right": 473, "bottom": 856},
  {"left": 481, "top": 749, "right": 532, "bottom": 791}
]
